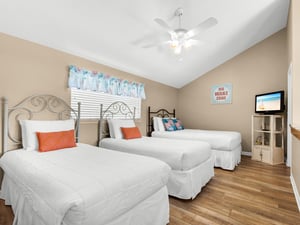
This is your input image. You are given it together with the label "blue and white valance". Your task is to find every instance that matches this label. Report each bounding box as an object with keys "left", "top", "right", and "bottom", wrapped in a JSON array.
[{"left": 68, "top": 65, "right": 146, "bottom": 99}]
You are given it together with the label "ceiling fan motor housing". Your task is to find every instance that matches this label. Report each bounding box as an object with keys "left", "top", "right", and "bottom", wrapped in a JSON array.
[{"left": 175, "top": 8, "right": 183, "bottom": 17}]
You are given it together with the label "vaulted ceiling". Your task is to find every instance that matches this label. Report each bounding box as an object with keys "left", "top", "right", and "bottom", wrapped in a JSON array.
[{"left": 0, "top": 0, "right": 290, "bottom": 88}]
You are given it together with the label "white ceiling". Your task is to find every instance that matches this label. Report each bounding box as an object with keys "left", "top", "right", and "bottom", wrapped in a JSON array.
[{"left": 0, "top": 0, "right": 290, "bottom": 88}]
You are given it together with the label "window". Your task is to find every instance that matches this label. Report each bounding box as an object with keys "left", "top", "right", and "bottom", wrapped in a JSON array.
[{"left": 70, "top": 88, "right": 141, "bottom": 119}]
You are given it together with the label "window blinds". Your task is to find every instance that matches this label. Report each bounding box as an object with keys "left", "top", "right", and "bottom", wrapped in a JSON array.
[{"left": 71, "top": 88, "right": 141, "bottom": 119}]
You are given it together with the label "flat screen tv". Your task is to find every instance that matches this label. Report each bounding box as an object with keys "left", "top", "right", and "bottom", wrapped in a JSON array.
[{"left": 255, "top": 90, "right": 285, "bottom": 114}]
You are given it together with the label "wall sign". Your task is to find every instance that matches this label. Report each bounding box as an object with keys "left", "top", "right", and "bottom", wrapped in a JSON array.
[{"left": 211, "top": 83, "right": 232, "bottom": 104}]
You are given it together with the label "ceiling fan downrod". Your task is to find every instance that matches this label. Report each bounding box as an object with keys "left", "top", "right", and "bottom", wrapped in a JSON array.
[{"left": 175, "top": 8, "right": 183, "bottom": 29}]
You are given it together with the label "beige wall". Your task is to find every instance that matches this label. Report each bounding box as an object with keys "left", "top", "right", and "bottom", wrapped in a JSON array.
[
  {"left": 0, "top": 6, "right": 298, "bottom": 202},
  {"left": 0, "top": 33, "right": 178, "bottom": 148},
  {"left": 288, "top": 0, "right": 300, "bottom": 203},
  {"left": 0, "top": 28, "right": 290, "bottom": 153},
  {"left": 178, "top": 29, "right": 287, "bottom": 152}
]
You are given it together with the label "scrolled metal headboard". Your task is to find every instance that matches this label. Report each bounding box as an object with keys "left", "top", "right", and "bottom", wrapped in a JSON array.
[
  {"left": 147, "top": 106, "right": 175, "bottom": 136},
  {"left": 98, "top": 101, "right": 135, "bottom": 145},
  {"left": 1, "top": 94, "right": 81, "bottom": 154}
]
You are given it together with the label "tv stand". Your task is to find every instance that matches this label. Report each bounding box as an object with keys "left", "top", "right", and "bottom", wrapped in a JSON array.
[{"left": 251, "top": 114, "right": 284, "bottom": 164}]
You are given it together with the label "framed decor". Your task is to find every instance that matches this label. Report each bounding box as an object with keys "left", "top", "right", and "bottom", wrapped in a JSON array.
[{"left": 211, "top": 83, "right": 232, "bottom": 104}]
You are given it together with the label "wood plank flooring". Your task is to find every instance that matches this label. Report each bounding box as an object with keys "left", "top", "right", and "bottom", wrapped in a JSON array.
[
  {"left": 0, "top": 156, "right": 299, "bottom": 225},
  {"left": 0, "top": 200, "right": 13, "bottom": 225},
  {"left": 169, "top": 156, "right": 300, "bottom": 225}
]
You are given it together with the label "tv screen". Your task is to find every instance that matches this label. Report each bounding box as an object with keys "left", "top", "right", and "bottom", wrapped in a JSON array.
[{"left": 255, "top": 90, "right": 285, "bottom": 114}]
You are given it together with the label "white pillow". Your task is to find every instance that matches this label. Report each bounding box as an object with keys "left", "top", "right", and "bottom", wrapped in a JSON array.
[
  {"left": 107, "top": 119, "right": 114, "bottom": 138},
  {"left": 153, "top": 117, "right": 159, "bottom": 131},
  {"left": 107, "top": 119, "right": 136, "bottom": 139},
  {"left": 153, "top": 117, "right": 165, "bottom": 131},
  {"left": 19, "top": 119, "right": 75, "bottom": 150}
]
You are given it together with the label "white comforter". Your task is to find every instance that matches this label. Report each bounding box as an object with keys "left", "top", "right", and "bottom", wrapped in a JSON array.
[
  {"left": 100, "top": 137, "right": 211, "bottom": 170},
  {"left": 0, "top": 143, "right": 170, "bottom": 225},
  {"left": 152, "top": 129, "right": 241, "bottom": 151}
]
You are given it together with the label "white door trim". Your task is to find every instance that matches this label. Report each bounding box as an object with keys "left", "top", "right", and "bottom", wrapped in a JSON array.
[{"left": 287, "top": 62, "right": 293, "bottom": 167}]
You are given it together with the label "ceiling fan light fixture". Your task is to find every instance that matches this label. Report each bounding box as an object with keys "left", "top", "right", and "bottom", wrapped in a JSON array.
[
  {"left": 183, "top": 39, "right": 192, "bottom": 49},
  {"left": 152, "top": 8, "right": 217, "bottom": 55},
  {"left": 174, "top": 46, "right": 182, "bottom": 55},
  {"left": 170, "top": 40, "right": 179, "bottom": 48}
]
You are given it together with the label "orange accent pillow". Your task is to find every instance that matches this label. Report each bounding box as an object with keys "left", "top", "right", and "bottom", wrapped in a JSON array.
[
  {"left": 121, "top": 127, "right": 142, "bottom": 140},
  {"left": 36, "top": 130, "right": 76, "bottom": 152}
]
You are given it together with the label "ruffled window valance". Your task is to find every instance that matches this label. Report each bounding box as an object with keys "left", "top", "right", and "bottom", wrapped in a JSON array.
[{"left": 68, "top": 65, "right": 146, "bottom": 99}]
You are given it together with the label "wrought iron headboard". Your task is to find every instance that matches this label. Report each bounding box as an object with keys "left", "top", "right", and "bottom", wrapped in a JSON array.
[
  {"left": 1, "top": 94, "right": 81, "bottom": 154},
  {"left": 98, "top": 101, "right": 135, "bottom": 145},
  {"left": 147, "top": 106, "right": 175, "bottom": 136}
]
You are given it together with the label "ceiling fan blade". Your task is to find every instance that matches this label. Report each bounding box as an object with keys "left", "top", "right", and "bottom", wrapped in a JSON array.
[
  {"left": 142, "top": 43, "right": 160, "bottom": 48},
  {"left": 154, "top": 18, "right": 176, "bottom": 37},
  {"left": 186, "top": 39, "right": 200, "bottom": 46},
  {"left": 142, "top": 40, "right": 170, "bottom": 48},
  {"left": 185, "top": 17, "right": 218, "bottom": 39}
]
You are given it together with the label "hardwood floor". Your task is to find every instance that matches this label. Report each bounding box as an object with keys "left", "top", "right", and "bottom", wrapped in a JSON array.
[
  {"left": 169, "top": 156, "right": 300, "bottom": 225},
  {"left": 0, "top": 200, "right": 13, "bottom": 225},
  {"left": 0, "top": 156, "right": 299, "bottom": 225}
]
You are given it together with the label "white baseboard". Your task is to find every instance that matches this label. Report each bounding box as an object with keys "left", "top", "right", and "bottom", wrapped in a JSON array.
[
  {"left": 241, "top": 151, "right": 252, "bottom": 156},
  {"left": 290, "top": 174, "right": 300, "bottom": 212}
]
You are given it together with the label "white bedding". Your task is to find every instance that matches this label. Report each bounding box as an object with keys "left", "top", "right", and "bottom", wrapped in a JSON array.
[
  {"left": 100, "top": 137, "right": 214, "bottom": 199},
  {"left": 152, "top": 129, "right": 241, "bottom": 151},
  {"left": 0, "top": 143, "right": 171, "bottom": 225},
  {"left": 168, "top": 156, "right": 214, "bottom": 199},
  {"left": 213, "top": 145, "right": 241, "bottom": 170},
  {"left": 100, "top": 137, "right": 211, "bottom": 170}
]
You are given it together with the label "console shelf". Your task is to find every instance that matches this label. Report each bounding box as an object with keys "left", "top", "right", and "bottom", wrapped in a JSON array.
[{"left": 251, "top": 114, "right": 284, "bottom": 165}]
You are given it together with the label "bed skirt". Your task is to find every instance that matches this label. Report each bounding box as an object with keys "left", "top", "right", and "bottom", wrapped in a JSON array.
[
  {"left": 212, "top": 145, "right": 241, "bottom": 170},
  {"left": 167, "top": 155, "right": 214, "bottom": 199}
]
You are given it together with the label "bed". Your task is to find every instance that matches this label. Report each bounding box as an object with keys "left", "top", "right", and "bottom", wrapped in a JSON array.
[
  {"left": 98, "top": 101, "right": 214, "bottom": 199},
  {"left": 147, "top": 107, "right": 242, "bottom": 170},
  {"left": 0, "top": 95, "right": 171, "bottom": 225}
]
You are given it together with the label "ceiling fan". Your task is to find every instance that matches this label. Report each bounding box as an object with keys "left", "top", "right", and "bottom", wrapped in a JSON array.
[{"left": 147, "top": 8, "right": 218, "bottom": 55}]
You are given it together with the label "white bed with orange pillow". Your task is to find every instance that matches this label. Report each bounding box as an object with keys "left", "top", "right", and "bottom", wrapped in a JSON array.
[
  {"left": 0, "top": 95, "right": 171, "bottom": 225},
  {"left": 0, "top": 144, "right": 170, "bottom": 225},
  {"left": 98, "top": 103, "right": 214, "bottom": 200}
]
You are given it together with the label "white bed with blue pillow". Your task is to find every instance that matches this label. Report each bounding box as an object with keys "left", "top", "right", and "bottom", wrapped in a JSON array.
[{"left": 149, "top": 110, "right": 242, "bottom": 171}]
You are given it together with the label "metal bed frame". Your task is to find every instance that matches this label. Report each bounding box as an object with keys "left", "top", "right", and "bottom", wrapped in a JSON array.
[
  {"left": 147, "top": 106, "right": 175, "bottom": 136},
  {"left": 98, "top": 101, "right": 135, "bottom": 144},
  {"left": 1, "top": 94, "right": 81, "bottom": 154}
]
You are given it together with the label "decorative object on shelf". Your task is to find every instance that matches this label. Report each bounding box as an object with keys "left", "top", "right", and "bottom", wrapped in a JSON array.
[
  {"left": 255, "top": 136, "right": 262, "bottom": 145},
  {"left": 211, "top": 83, "right": 232, "bottom": 104},
  {"left": 68, "top": 65, "right": 146, "bottom": 99}
]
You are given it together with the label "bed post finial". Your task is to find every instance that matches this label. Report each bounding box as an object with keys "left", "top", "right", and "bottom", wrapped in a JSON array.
[
  {"left": 76, "top": 102, "right": 81, "bottom": 143},
  {"left": 98, "top": 104, "right": 104, "bottom": 146},
  {"left": 100, "top": 104, "right": 103, "bottom": 120},
  {"left": 2, "top": 97, "right": 8, "bottom": 155},
  {"left": 133, "top": 107, "right": 136, "bottom": 120},
  {"left": 147, "top": 106, "right": 151, "bottom": 137}
]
